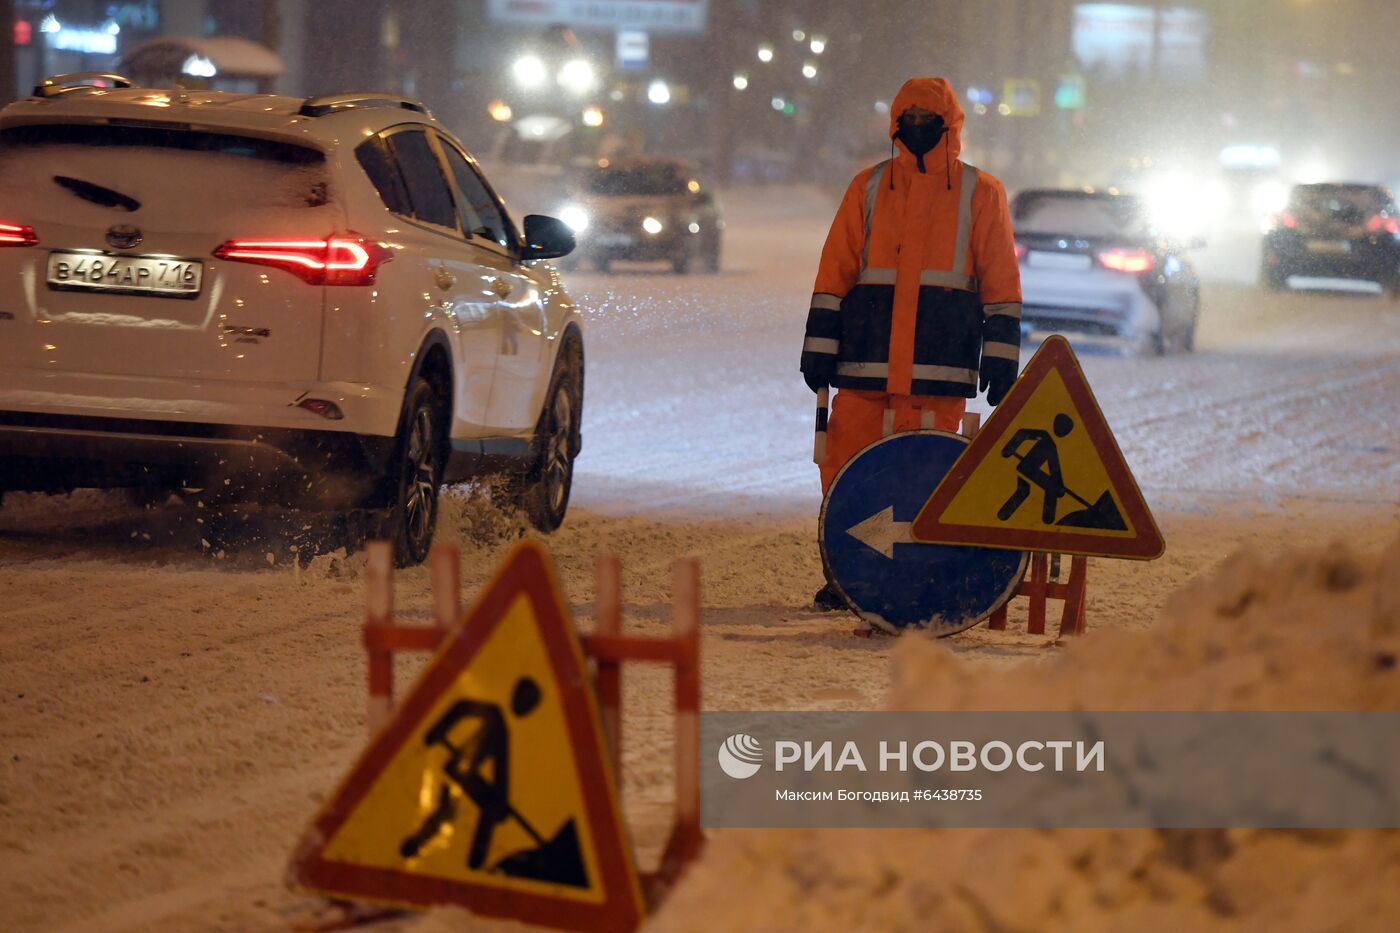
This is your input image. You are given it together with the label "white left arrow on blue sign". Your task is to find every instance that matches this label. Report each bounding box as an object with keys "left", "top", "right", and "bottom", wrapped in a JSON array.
[{"left": 846, "top": 506, "right": 920, "bottom": 559}]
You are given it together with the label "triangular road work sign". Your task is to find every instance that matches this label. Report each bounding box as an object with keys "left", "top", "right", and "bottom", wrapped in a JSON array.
[
  {"left": 912, "top": 335, "right": 1164, "bottom": 559},
  {"left": 289, "top": 541, "right": 645, "bottom": 932}
]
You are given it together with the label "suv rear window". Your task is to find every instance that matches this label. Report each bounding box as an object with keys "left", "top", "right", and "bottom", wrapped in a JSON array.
[
  {"left": 0, "top": 123, "right": 324, "bottom": 165},
  {"left": 0, "top": 124, "right": 333, "bottom": 218},
  {"left": 1289, "top": 185, "right": 1388, "bottom": 224}
]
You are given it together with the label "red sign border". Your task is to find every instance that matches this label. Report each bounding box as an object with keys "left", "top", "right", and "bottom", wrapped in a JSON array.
[
  {"left": 288, "top": 541, "right": 645, "bottom": 931},
  {"left": 911, "top": 335, "right": 1165, "bottom": 559}
]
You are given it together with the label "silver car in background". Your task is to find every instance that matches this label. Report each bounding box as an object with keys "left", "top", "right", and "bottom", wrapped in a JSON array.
[{"left": 1012, "top": 188, "right": 1201, "bottom": 355}]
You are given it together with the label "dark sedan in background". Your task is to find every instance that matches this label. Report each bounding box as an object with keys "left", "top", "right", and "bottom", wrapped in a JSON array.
[
  {"left": 1261, "top": 183, "right": 1400, "bottom": 297},
  {"left": 1012, "top": 188, "right": 1201, "bottom": 355},
  {"left": 558, "top": 157, "right": 723, "bottom": 274}
]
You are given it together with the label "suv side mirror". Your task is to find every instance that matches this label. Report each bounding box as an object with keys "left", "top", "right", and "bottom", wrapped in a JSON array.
[{"left": 523, "top": 214, "right": 576, "bottom": 260}]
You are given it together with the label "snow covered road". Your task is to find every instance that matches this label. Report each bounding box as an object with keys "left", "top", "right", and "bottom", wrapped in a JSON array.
[{"left": 3, "top": 187, "right": 1399, "bottom": 930}]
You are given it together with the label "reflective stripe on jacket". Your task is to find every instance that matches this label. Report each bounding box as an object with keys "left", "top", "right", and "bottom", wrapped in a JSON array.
[{"left": 801, "top": 77, "right": 1022, "bottom": 398}]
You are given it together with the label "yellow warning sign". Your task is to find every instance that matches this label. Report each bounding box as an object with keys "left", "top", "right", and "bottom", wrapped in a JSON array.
[
  {"left": 912, "top": 336, "right": 1164, "bottom": 559},
  {"left": 289, "top": 542, "right": 645, "bottom": 932}
]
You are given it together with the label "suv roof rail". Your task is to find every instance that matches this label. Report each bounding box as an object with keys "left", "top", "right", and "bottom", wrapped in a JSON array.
[
  {"left": 33, "top": 73, "right": 134, "bottom": 99},
  {"left": 298, "top": 93, "right": 432, "bottom": 119}
]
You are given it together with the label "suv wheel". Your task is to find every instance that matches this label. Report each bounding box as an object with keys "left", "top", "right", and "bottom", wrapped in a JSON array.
[
  {"left": 389, "top": 378, "right": 445, "bottom": 566},
  {"left": 521, "top": 339, "right": 582, "bottom": 532}
]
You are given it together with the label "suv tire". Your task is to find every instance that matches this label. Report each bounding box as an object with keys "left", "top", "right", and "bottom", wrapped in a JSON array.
[
  {"left": 520, "top": 337, "right": 583, "bottom": 533},
  {"left": 388, "top": 377, "right": 446, "bottom": 567}
]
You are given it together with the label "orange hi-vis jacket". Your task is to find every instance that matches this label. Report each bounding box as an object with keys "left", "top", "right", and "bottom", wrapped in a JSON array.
[{"left": 801, "top": 77, "right": 1022, "bottom": 398}]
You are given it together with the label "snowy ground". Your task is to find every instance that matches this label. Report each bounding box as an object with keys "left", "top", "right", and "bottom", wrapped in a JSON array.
[{"left": 2, "top": 187, "right": 1399, "bottom": 930}]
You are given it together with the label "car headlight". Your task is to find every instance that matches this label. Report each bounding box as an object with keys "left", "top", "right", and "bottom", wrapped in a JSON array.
[
  {"left": 512, "top": 55, "right": 547, "bottom": 90},
  {"left": 559, "top": 59, "right": 597, "bottom": 95},
  {"left": 642, "top": 216, "right": 664, "bottom": 235},
  {"left": 560, "top": 205, "right": 590, "bottom": 233}
]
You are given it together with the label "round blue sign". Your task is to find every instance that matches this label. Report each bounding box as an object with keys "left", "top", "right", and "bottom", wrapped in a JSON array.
[{"left": 820, "top": 430, "right": 1028, "bottom": 635}]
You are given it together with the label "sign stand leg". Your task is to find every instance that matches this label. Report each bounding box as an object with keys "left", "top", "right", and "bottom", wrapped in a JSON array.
[
  {"left": 364, "top": 541, "right": 394, "bottom": 736},
  {"left": 595, "top": 555, "right": 624, "bottom": 789},
  {"left": 653, "top": 559, "right": 704, "bottom": 901},
  {"left": 1026, "top": 553, "right": 1049, "bottom": 635},
  {"left": 1059, "top": 555, "right": 1088, "bottom": 637}
]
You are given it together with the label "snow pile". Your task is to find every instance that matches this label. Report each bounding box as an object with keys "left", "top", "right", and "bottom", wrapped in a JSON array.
[{"left": 649, "top": 534, "right": 1400, "bottom": 932}]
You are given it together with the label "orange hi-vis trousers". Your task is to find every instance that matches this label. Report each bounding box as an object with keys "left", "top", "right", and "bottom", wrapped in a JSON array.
[{"left": 820, "top": 389, "right": 967, "bottom": 493}]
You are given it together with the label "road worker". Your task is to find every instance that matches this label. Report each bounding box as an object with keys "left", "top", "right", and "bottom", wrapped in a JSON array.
[{"left": 802, "top": 76, "right": 1023, "bottom": 609}]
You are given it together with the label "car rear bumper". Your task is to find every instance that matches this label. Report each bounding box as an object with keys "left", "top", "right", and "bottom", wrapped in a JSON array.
[
  {"left": 0, "top": 410, "right": 396, "bottom": 506},
  {"left": 1019, "top": 266, "right": 1159, "bottom": 338},
  {"left": 1264, "top": 237, "right": 1399, "bottom": 282}
]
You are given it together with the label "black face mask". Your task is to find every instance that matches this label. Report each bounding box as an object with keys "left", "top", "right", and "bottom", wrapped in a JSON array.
[{"left": 895, "top": 115, "right": 947, "bottom": 172}]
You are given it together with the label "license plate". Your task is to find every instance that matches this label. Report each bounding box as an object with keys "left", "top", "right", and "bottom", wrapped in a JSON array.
[
  {"left": 1028, "top": 250, "right": 1092, "bottom": 271},
  {"left": 46, "top": 251, "right": 204, "bottom": 299},
  {"left": 1305, "top": 239, "right": 1351, "bottom": 255}
]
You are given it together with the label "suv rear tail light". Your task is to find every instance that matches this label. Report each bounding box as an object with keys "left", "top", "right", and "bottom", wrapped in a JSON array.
[
  {"left": 213, "top": 234, "right": 393, "bottom": 285},
  {"left": 1366, "top": 214, "right": 1399, "bottom": 236},
  {"left": 1274, "top": 211, "right": 1297, "bottom": 230},
  {"left": 1095, "top": 247, "right": 1154, "bottom": 274},
  {"left": 0, "top": 221, "right": 38, "bottom": 247}
]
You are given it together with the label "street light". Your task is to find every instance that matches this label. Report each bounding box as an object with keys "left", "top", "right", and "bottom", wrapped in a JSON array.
[
  {"left": 802, "top": 62, "right": 818, "bottom": 80},
  {"left": 810, "top": 36, "right": 827, "bottom": 55},
  {"left": 733, "top": 73, "right": 749, "bottom": 91},
  {"left": 757, "top": 44, "right": 774, "bottom": 63},
  {"left": 648, "top": 79, "right": 672, "bottom": 105}
]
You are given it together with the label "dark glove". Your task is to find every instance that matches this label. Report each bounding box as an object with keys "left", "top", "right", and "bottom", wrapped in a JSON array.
[
  {"left": 980, "top": 357, "right": 1018, "bottom": 407},
  {"left": 803, "top": 370, "right": 829, "bottom": 393}
]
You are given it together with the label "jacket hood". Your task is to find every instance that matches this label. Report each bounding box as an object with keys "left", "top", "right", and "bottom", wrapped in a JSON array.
[{"left": 889, "top": 77, "right": 964, "bottom": 163}]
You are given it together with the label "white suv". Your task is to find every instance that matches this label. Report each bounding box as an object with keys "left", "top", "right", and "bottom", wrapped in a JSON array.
[{"left": 0, "top": 74, "right": 585, "bottom": 565}]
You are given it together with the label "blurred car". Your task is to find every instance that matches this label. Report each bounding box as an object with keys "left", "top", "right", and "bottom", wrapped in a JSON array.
[
  {"left": 1012, "top": 188, "right": 1201, "bottom": 355},
  {"left": 560, "top": 158, "right": 723, "bottom": 274},
  {"left": 1260, "top": 183, "right": 1400, "bottom": 296},
  {"left": 0, "top": 74, "right": 586, "bottom": 565}
]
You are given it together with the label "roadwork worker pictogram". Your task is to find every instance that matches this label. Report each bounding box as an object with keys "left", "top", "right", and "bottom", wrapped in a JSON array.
[
  {"left": 996, "top": 413, "right": 1127, "bottom": 531},
  {"left": 400, "top": 676, "right": 589, "bottom": 888}
]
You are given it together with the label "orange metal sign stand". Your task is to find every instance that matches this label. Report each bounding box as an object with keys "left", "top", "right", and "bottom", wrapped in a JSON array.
[
  {"left": 358, "top": 542, "right": 703, "bottom": 914},
  {"left": 987, "top": 552, "right": 1088, "bottom": 638}
]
